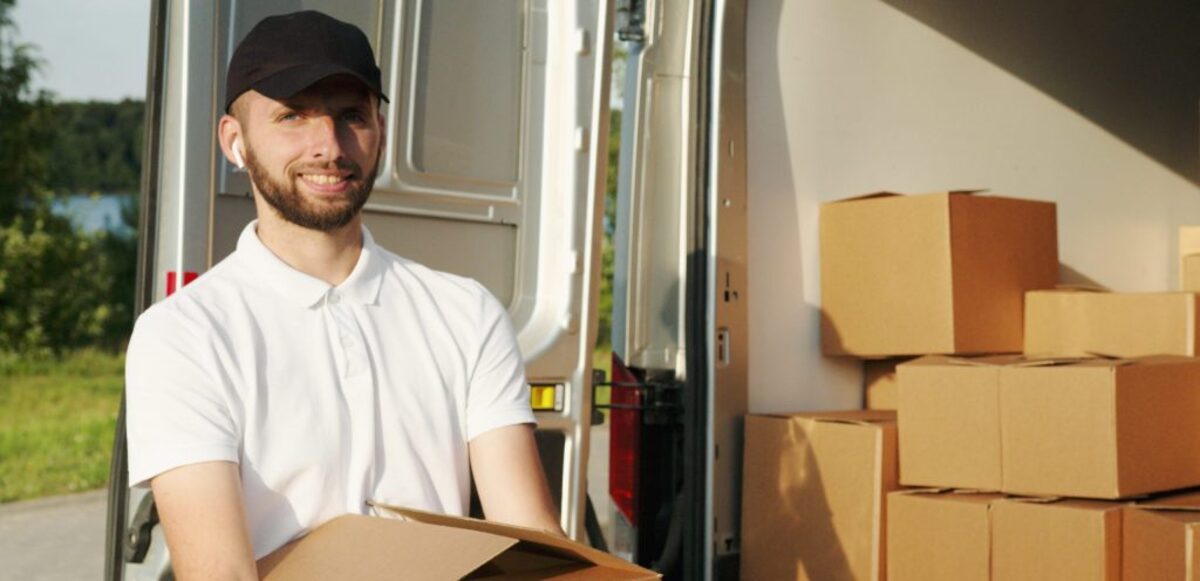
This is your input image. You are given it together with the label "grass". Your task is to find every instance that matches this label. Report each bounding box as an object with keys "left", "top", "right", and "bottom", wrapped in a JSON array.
[
  {"left": 0, "top": 346, "right": 611, "bottom": 503},
  {"left": 0, "top": 349, "right": 124, "bottom": 503}
]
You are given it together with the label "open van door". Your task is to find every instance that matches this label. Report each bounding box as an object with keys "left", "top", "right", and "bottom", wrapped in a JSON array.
[
  {"left": 609, "top": 0, "right": 747, "bottom": 578},
  {"left": 106, "top": 1, "right": 615, "bottom": 578}
]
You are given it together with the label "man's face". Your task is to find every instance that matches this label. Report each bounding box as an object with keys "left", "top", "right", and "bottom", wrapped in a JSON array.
[{"left": 233, "top": 76, "right": 385, "bottom": 232}]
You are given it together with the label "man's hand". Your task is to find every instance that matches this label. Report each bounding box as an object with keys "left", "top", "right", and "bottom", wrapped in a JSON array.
[
  {"left": 469, "top": 424, "right": 566, "bottom": 536},
  {"left": 151, "top": 461, "right": 258, "bottom": 580}
]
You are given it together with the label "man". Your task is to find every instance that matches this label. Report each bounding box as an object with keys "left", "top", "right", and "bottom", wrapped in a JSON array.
[{"left": 124, "top": 11, "right": 561, "bottom": 579}]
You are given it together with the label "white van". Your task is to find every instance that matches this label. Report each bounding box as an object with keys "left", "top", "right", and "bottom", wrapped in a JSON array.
[{"left": 105, "top": 1, "right": 1200, "bottom": 580}]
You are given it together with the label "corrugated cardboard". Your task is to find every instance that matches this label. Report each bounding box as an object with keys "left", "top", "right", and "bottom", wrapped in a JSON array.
[
  {"left": 896, "top": 355, "right": 1019, "bottom": 491},
  {"left": 741, "top": 410, "right": 899, "bottom": 581},
  {"left": 991, "top": 498, "right": 1122, "bottom": 581},
  {"left": 886, "top": 489, "right": 1002, "bottom": 581},
  {"left": 1124, "top": 489, "right": 1200, "bottom": 581},
  {"left": 820, "top": 191, "right": 1057, "bottom": 357},
  {"left": 1024, "top": 288, "right": 1200, "bottom": 357},
  {"left": 864, "top": 358, "right": 913, "bottom": 410},
  {"left": 1180, "top": 226, "right": 1200, "bottom": 291},
  {"left": 1000, "top": 356, "right": 1200, "bottom": 498},
  {"left": 256, "top": 507, "right": 659, "bottom": 580}
]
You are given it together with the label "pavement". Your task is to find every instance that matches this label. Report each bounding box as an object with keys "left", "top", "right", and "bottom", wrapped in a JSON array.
[{"left": 0, "top": 489, "right": 108, "bottom": 580}]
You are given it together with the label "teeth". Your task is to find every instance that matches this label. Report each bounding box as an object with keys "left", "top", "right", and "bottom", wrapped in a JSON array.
[{"left": 303, "top": 174, "right": 345, "bottom": 185}]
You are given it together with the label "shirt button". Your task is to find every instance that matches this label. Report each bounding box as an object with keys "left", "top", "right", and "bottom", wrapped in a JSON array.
[{"left": 328, "top": 291, "right": 341, "bottom": 305}]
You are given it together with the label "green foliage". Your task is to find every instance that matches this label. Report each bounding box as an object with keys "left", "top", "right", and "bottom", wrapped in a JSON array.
[
  {"left": 0, "top": 0, "right": 140, "bottom": 356},
  {"left": 49, "top": 100, "right": 144, "bottom": 193},
  {"left": 0, "top": 0, "right": 55, "bottom": 216},
  {"left": 0, "top": 203, "right": 124, "bottom": 355},
  {"left": 0, "top": 349, "right": 124, "bottom": 501},
  {"left": 596, "top": 108, "right": 622, "bottom": 348}
]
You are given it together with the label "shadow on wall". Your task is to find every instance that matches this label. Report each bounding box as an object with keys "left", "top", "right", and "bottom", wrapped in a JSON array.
[{"left": 883, "top": 0, "right": 1200, "bottom": 187}]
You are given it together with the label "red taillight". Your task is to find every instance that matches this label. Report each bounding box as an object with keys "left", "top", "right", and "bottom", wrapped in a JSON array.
[{"left": 609, "top": 351, "right": 641, "bottom": 527}]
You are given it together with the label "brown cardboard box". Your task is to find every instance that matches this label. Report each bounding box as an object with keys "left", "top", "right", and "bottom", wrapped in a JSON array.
[
  {"left": 256, "top": 507, "right": 659, "bottom": 580},
  {"left": 1183, "top": 255, "right": 1200, "bottom": 292},
  {"left": 741, "top": 410, "right": 898, "bottom": 581},
  {"left": 896, "top": 355, "right": 1017, "bottom": 491},
  {"left": 1181, "top": 226, "right": 1200, "bottom": 291},
  {"left": 1124, "top": 489, "right": 1200, "bottom": 581},
  {"left": 992, "top": 498, "right": 1122, "bottom": 581},
  {"left": 1001, "top": 356, "right": 1200, "bottom": 498},
  {"left": 1024, "top": 288, "right": 1200, "bottom": 357},
  {"left": 886, "top": 489, "right": 1002, "bottom": 581},
  {"left": 820, "top": 191, "right": 1057, "bottom": 357},
  {"left": 864, "top": 358, "right": 912, "bottom": 410}
]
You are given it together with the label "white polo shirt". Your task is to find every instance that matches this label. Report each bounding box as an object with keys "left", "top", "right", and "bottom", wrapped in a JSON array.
[{"left": 125, "top": 222, "right": 535, "bottom": 558}]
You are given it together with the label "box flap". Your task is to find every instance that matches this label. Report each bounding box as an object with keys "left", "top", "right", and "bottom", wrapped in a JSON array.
[
  {"left": 829, "top": 189, "right": 988, "bottom": 204},
  {"left": 1141, "top": 489, "right": 1200, "bottom": 512},
  {"left": 257, "top": 515, "right": 517, "bottom": 581},
  {"left": 1043, "top": 285, "right": 1108, "bottom": 293},
  {"left": 370, "top": 504, "right": 657, "bottom": 579},
  {"left": 829, "top": 191, "right": 901, "bottom": 203},
  {"left": 751, "top": 409, "right": 895, "bottom": 425},
  {"left": 893, "top": 488, "right": 1005, "bottom": 503},
  {"left": 915, "top": 354, "right": 1026, "bottom": 368}
]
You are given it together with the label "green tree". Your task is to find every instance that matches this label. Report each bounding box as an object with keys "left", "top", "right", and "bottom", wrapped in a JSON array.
[
  {"left": 0, "top": 0, "right": 53, "bottom": 215},
  {"left": 49, "top": 100, "right": 144, "bottom": 193},
  {"left": 596, "top": 108, "right": 621, "bottom": 348},
  {"left": 0, "top": 0, "right": 135, "bottom": 355}
]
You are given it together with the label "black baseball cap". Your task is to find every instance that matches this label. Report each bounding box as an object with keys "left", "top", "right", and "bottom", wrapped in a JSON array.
[{"left": 224, "top": 10, "right": 389, "bottom": 113}]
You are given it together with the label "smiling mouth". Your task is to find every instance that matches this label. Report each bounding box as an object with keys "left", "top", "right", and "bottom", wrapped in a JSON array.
[{"left": 299, "top": 173, "right": 351, "bottom": 186}]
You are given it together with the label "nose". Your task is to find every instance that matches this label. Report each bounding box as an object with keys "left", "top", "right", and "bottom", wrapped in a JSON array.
[{"left": 308, "top": 115, "right": 344, "bottom": 161}]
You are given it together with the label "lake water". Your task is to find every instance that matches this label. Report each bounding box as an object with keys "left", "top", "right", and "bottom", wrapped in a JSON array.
[{"left": 53, "top": 193, "right": 135, "bottom": 234}]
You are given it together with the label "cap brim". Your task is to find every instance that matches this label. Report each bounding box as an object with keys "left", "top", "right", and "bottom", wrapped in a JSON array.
[{"left": 246, "top": 62, "right": 389, "bottom": 106}]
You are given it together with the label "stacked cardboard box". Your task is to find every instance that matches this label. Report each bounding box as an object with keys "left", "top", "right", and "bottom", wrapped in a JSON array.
[
  {"left": 744, "top": 191, "right": 1057, "bottom": 580},
  {"left": 1181, "top": 226, "right": 1200, "bottom": 291},
  {"left": 819, "top": 191, "right": 1058, "bottom": 358},
  {"left": 1024, "top": 288, "right": 1200, "bottom": 357},
  {"left": 1123, "top": 489, "right": 1200, "bottom": 580},
  {"left": 743, "top": 192, "right": 1200, "bottom": 580},
  {"left": 863, "top": 359, "right": 908, "bottom": 410},
  {"left": 741, "top": 411, "right": 898, "bottom": 581},
  {"left": 887, "top": 492, "right": 1123, "bottom": 581},
  {"left": 898, "top": 354, "right": 1200, "bottom": 498}
]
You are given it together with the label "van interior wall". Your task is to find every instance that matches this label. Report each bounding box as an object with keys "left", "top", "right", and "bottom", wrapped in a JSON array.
[{"left": 745, "top": 0, "right": 1200, "bottom": 412}]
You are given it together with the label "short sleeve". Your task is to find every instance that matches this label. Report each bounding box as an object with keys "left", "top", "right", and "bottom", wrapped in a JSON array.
[
  {"left": 124, "top": 306, "right": 240, "bottom": 488},
  {"left": 464, "top": 284, "right": 536, "bottom": 441}
]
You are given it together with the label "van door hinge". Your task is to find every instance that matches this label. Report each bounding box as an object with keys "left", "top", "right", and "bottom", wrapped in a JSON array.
[
  {"left": 593, "top": 371, "right": 683, "bottom": 426},
  {"left": 616, "top": 0, "right": 646, "bottom": 43},
  {"left": 123, "top": 493, "right": 158, "bottom": 563}
]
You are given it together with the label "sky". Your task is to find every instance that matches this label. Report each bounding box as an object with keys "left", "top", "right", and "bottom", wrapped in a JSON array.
[{"left": 12, "top": 0, "right": 150, "bottom": 101}]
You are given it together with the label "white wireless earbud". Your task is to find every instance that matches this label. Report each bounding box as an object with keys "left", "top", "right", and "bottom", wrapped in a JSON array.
[{"left": 232, "top": 138, "right": 246, "bottom": 169}]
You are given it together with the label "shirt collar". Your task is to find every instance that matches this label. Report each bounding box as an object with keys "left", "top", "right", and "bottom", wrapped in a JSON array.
[{"left": 235, "top": 221, "right": 386, "bottom": 309}]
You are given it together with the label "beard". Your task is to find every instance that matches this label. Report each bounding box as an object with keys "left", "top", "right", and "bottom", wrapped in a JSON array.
[{"left": 243, "top": 143, "right": 378, "bottom": 232}]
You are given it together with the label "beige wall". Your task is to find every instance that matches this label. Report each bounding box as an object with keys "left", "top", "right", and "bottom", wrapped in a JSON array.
[{"left": 746, "top": 0, "right": 1200, "bottom": 412}]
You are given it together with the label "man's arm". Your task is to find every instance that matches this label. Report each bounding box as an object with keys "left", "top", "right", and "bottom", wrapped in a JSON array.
[
  {"left": 469, "top": 423, "right": 565, "bottom": 536},
  {"left": 150, "top": 461, "right": 258, "bottom": 580}
]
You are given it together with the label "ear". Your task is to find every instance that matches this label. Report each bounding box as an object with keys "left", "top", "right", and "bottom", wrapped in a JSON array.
[{"left": 217, "top": 114, "right": 245, "bottom": 169}]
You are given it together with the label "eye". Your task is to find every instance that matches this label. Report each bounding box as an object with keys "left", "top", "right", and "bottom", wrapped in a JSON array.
[
  {"left": 342, "top": 109, "right": 368, "bottom": 123},
  {"left": 275, "top": 110, "right": 301, "bottom": 122}
]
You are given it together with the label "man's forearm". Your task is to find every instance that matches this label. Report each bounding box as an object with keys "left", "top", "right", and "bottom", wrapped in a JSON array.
[{"left": 151, "top": 461, "right": 258, "bottom": 580}]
